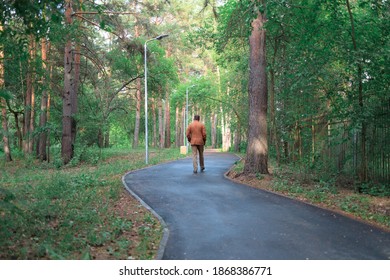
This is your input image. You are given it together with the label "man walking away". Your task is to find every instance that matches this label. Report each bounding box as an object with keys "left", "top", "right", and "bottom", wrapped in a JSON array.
[{"left": 186, "top": 115, "right": 207, "bottom": 173}]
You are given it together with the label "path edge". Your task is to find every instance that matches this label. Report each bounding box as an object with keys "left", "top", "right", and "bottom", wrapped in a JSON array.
[
  {"left": 121, "top": 171, "right": 169, "bottom": 260},
  {"left": 223, "top": 156, "right": 390, "bottom": 233}
]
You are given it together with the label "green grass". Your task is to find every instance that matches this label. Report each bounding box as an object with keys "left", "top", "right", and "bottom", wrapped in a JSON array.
[{"left": 0, "top": 147, "right": 185, "bottom": 259}]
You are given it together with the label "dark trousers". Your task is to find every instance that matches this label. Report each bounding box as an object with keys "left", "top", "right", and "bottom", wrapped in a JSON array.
[{"left": 191, "top": 145, "right": 204, "bottom": 172}]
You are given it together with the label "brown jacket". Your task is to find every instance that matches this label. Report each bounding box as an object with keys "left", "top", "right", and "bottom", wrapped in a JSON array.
[{"left": 186, "top": 120, "right": 206, "bottom": 146}]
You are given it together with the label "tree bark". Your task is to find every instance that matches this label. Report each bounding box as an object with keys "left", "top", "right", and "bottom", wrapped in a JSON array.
[
  {"left": 345, "top": 0, "right": 367, "bottom": 181},
  {"left": 62, "top": 0, "right": 74, "bottom": 164},
  {"left": 152, "top": 98, "right": 157, "bottom": 147},
  {"left": 133, "top": 77, "right": 141, "bottom": 148},
  {"left": 175, "top": 106, "right": 181, "bottom": 147},
  {"left": 158, "top": 99, "right": 164, "bottom": 148},
  {"left": 221, "top": 109, "right": 231, "bottom": 152},
  {"left": 1, "top": 25, "right": 12, "bottom": 161},
  {"left": 38, "top": 38, "right": 49, "bottom": 161},
  {"left": 234, "top": 122, "right": 241, "bottom": 152},
  {"left": 23, "top": 34, "right": 35, "bottom": 154},
  {"left": 164, "top": 92, "right": 171, "bottom": 148},
  {"left": 244, "top": 5, "right": 269, "bottom": 175},
  {"left": 269, "top": 44, "right": 281, "bottom": 164},
  {"left": 104, "top": 130, "right": 110, "bottom": 148},
  {"left": 133, "top": 22, "right": 141, "bottom": 148},
  {"left": 71, "top": 0, "right": 82, "bottom": 153},
  {"left": 164, "top": 45, "right": 172, "bottom": 148},
  {"left": 211, "top": 113, "right": 217, "bottom": 148}
]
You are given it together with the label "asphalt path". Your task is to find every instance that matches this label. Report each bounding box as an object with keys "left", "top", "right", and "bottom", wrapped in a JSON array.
[{"left": 122, "top": 151, "right": 390, "bottom": 260}]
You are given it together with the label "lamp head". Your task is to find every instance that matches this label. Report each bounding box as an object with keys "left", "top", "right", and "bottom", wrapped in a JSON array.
[{"left": 155, "top": 34, "right": 169, "bottom": 40}]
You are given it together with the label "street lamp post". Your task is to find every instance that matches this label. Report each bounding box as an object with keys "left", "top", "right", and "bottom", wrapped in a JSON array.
[
  {"left": 185, "top": 85, "right": 195, "bottom": 150},
  {"left": 144, "top": 34, "right": 168, "bottom": 164}
]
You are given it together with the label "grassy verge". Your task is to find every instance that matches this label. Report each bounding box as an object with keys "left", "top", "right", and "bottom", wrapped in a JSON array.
[
  {"left": 228, "top": 159, "right": 390, "bottom": 231},
  {"left": 0, "top": 147, "right": 185, "bottom": 260}
]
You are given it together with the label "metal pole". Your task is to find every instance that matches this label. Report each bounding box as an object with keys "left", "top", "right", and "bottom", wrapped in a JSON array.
[
  {"left": 144, "top": 34, "right": 168, "bottom": 164},
  {"left": 144, "top": 42, "right": 149, "bottom": 164}
]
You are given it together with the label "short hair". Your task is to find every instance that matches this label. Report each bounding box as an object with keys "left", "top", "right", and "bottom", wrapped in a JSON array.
[{"left": 194, "top": 115, "right": 200, "bottom": 121}]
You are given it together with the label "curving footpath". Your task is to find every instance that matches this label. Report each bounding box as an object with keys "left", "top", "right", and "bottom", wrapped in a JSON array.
[{"left": 122, "top": 151, "right": 390, "bottom": 260}]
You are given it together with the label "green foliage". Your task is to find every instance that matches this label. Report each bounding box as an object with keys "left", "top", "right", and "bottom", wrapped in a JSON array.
[
  {"left": 0, "top": 147, "right": 182, "bottom": 259},
  {"left": 358, "top": 183, "right": 390, "bottom": 197}
]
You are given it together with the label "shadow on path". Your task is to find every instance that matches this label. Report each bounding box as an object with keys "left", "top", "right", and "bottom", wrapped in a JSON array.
[{"left": 122, "top": 151, "right": 390, "bottom": 260}]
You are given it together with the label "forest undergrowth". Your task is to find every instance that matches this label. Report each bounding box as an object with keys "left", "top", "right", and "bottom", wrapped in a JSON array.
[
  {"left": 0, "top": 147, "right": 184, "bottom": 260},
  {"left": 227, "top": 159, "right": 390, "bottom": 231}
]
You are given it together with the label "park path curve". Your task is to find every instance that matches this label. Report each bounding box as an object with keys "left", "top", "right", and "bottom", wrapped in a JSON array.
[{"left": 122, "top": 151, "right": 390, "bottom": 260}]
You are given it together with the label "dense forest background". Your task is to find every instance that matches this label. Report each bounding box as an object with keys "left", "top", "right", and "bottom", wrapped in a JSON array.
[{"left": 1, "top": 0, "right": 389, "bottom": 190}]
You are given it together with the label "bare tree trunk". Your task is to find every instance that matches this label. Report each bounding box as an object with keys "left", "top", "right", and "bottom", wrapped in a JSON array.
[
  {"left": 158, "top": 99, "right": 164, "bottom": 148},
  {"left": 175, "top": 106, "right": 180, "bottom": 147},
  {"left": 133, "top": 77, "right": 141, "bottom": 148},
  {"left": 38, "top": 38, "right": 49, "bottom": 161},
  {"left": 346, "top": 0, "right": 367, "bottom": 181},
  {"left": 164, "top": 45, "right": 172, "bottom": 148},
  {"left": 23, "top": 34, "right": 35, "bottom": 154},
  {"left": 29, "top": 35, "right": 36, "bottom": 154},
  {"left": 29, "top": 66, "right": 35, "bottom": 154},
  {"left": 13, "top": 112, "right": 22, "bottom": 149},
  {"left": 104, "top": 130, "right": 110, "bottom": 148},
  {"left": 47, "top": 83, "right": 52, "bottom": 162},
  {"left": 71, "top": 0, "right": 82, "bottom": 152},
  {"left": 244, "top": 5, "right": 269, "bottom": 175},
  {"left": 1, "top": 100, "right": 12, "bottom": 161},
  {"left": 270, "top": 64, "right": 281, "bottom": 165},
  {"left": 98, "top": 128, "right": 103, "bottom": 147},
  {"left": 133, "top": 21, "right": 141, "bottom": 148},
  {"left": 62, "top": 0, "right": 74, "bottom": 164},
  {"left": 165, "top": 92, "right": 171, "bottom": 148},
  {"left": 210, "top": 113, "right": 217, "bottom": 148},
  {"left": 1, "top": 25, "right": 12, "bottom": 161},
  {"left": 221, "top": 86, "right": 232, "bottom": 152},
  {"left": 152, "top": 98, "right": 157, "bottom": 148},
  {"left": 221, "top": 109, "right": 231, "bottom": 152},
  {"left": 234, "top": 122, "right": 241, "bottom": 152}
]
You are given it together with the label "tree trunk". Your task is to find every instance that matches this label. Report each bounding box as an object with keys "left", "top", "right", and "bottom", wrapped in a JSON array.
[
  {"left": 1, "top": 99, "right": 12, "bottom": 162},
  {"left": 345, "top": 0, "right": 367, "bottom": 182},
  {"left": 182, "top": 106, "right": 186, "bottom": 147},
  {"left": 1, "top": 26, "right": 12, "bottom": 161},
  {"left": 165, "top": 92, "right": 171, "bottom": 148},
  {"left": 71, "top": 0, "right": 81, "bottom": 153},
  {"left": 47, "top": 88, "right": 51, "bottom": 162},
  {"left": 104, "top": 130, "right": 110, "bottom": 148},
  {"left": 133, "top": 77, "right": 141, "bottom": 148},
  {"left": 221, "top": 109, "right": 231, "bottom": 152},
  {"left": 13, "top": 112, "right": 22, "bottom": 149},
  {"left": 133, "top": 22, "right": 141, "bottom": 149},
  {"left": 38, "top": 38, "right": 49, "bottom": 161},
  {"left": 98, "top": 128, "right": 103, "bottom": 148},
  {"left": 164, "top": 45, "right": 172, "bottom": 148},
  {"left": 234, "top": 122, "right": 241, "bottom": 152},
  {"left": 23, "top": 34, "right": 35, "bottom": 154},
  {"left": 269, "top": 65, "right": 281, "bottom": 165},
  {"left": 211, "top": 113, "right": 217, "bottom": 148},
  {"left": 244, "top": 6, "right": 269, "bottom": 175},
  {"left": 152, "top": 98, "right": 157, "bottom": 148},
  {"left": 175, "top": 106, "right": 181, "bottom": 147},
  {"left": 158, "top": 99, "right": 164, "bottom": 148},
  {"left": 62, "top": 0, "right": 74, "bottom": 164}
]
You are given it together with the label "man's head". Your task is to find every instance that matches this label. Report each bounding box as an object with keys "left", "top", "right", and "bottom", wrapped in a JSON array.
[{"left": 194, "top": 115, "right": 200, "bottom": 121}]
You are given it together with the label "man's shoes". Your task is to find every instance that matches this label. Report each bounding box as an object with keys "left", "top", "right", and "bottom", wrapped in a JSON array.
[
  {"left": 201, "top": 167, "right": 205, "bottom": 172},
  {"left": 193, "top": 170, "right": 197, "bottom": 174}
]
